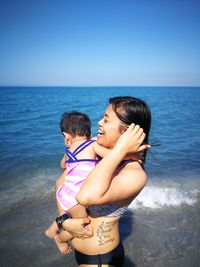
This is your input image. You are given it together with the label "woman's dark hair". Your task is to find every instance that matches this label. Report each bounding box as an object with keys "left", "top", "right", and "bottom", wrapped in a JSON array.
[
  {"left": 60, "top": 111, "right": 91, "bottom": 139},
  {"left": 109, "top": 96, "right": 151, "bottom": 162}
]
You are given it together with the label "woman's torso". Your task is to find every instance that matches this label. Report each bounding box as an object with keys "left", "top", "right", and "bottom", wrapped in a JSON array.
[
  {"left": 71, "top": 215, "right": 121, "bottom": 254},
  {"left": 71, "top": 167, "right": 130, "bottom": 254},
  {"left": 72, "top": 160, "right": 144, "bottom": 254}
]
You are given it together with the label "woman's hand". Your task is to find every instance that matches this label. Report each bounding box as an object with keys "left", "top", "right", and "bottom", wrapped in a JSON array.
[
  {"left": 62, "top": 218, "right": 93, "bottom": 239},
  {"left": 116, "top": 124, "right": 148, "bottom": 155},
  {"left": 125, "top": 149, "right": 150, "bottom": 162}
]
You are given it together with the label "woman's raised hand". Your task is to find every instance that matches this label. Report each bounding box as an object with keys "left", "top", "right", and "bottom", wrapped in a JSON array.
[{"left": 116, "top": 123, "right": 149, "bottom": 155}]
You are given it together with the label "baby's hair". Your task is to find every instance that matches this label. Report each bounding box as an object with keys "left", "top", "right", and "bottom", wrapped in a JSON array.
[{"left": 60, "top": 111, "right": 91, "bottom": 139}]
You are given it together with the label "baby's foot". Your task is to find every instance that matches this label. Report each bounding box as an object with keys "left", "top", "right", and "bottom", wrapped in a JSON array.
[
  {"left": 45, "top": 227, "right": 57, "bottom": 239},
  {"left": 54, "top": 234, "right": 72, "bottom": 254}
]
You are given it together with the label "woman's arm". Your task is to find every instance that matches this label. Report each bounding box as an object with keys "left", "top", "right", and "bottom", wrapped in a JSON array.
[
  {"left": 93, "top": 134, "right": 149, "bottom": 160},
  {"left": 76, "top": 124, "right": 147, "bottom": 205}
]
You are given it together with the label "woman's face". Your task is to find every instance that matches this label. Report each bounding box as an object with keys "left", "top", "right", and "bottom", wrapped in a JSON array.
[{"left": 97, "top": 104, "right": 123, "bottom": 148}]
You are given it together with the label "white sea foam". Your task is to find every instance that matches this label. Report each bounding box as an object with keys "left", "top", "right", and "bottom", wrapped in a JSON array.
[
  {"left": 129, "top": 184, "right": 199, "bottom": 209},
  {"left": 1, "top": 169, "right": 199, "bottom": 211}
]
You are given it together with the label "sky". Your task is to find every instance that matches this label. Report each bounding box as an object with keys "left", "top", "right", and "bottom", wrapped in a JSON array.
[{"left": 0, "top": 0, "right": 200, "bottom": 86}]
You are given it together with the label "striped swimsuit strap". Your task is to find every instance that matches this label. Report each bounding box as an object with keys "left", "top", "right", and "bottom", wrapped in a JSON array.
[{"left": 65, "top": 139, "right": 95, "bottom": 162}]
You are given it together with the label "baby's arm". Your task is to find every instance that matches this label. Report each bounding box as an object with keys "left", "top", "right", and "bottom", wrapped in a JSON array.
[
  {"left": 60, "top": 153, "right": 67, "bottom": 169},
  {"left": 93, "top": 142, "right": 111, "bottom": 158}
]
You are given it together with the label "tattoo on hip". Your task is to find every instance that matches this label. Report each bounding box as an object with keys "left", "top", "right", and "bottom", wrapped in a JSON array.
[{"left": 96, "top": 221, "right": 115, "bottom": 246}]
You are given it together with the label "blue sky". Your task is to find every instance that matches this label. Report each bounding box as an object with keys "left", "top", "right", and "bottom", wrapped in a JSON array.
[{"left": 0, "top": 0, "right": 200, "bottom": 86}]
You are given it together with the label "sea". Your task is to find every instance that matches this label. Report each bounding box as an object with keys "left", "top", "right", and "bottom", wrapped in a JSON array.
[{"left": 0, "top": 86, "right": 200, "bottom": 267}]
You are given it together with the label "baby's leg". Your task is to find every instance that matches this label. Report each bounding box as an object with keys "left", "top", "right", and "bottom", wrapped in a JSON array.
[
  {"left": 55, "top": 171, "right": 66, "bottom": 215},
  {"left": 45, "top": 221, "right": 58, "bottom": 239},
  {"left": 45, "top": 200, "right": 65, "bottom": 238},
  {"left": 56, "top": 198, "right": 65, "bottom": 216},
  {"left": 54, "top": 230, "right": 74, "bottom": 254},
  {"left": 53, "top": 204, "right": 87, "bottom": 254},
  {"left": 45, "top": 171, "right": 66, "bottom": 238}
]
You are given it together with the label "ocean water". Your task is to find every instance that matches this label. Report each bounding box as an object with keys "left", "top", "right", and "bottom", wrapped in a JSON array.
[{"left": 0, "top": 86, "right": 200, "bottom": 267}]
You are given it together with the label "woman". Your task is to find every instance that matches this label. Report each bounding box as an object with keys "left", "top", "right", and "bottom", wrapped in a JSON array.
[{"left": 61, "top": 96, "right": 151, "bottom": 266}]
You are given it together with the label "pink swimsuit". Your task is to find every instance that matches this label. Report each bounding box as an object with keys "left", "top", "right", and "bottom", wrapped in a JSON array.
[{"left": 56, "top": 140, "right": 98, "bottom": 211}]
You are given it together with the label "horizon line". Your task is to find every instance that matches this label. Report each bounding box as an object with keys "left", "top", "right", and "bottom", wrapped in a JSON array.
[{"left": 1, "top": 85, "right": 200, "bottom": 88}]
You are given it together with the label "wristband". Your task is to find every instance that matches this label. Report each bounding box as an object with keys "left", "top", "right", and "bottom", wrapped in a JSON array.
[{"left": 55, "top": 213, "right": 72, "bottom": 229}]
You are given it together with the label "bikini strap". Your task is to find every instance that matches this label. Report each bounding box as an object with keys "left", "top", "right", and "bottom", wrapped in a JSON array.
[
  {"left": 65, "top": 148, "right": 77, "bottom": 161},
  {"left": 73, "top": 139, "right": 95, "bottom": 156},
  {"left": 65, "top": 139, "right": 95, "bottom": 162}
]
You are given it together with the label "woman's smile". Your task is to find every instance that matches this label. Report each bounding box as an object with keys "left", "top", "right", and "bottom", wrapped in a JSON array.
[{"left": 97, "top": 105, "right": 122, "bottom": 148}]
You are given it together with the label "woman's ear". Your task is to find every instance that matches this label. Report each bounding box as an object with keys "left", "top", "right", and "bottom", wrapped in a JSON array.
[
  {"left": 121, "top": 129, "right": 126, "bottom": 134},
  {"left": 120, "top": 125, "right": 129, "bottom": 134}
]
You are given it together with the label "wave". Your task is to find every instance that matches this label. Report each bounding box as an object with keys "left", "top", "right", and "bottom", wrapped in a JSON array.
[
  {"left": 129, "top": 183, "right": 199, "bottom": 209},
  {"left": 1, "top": 169, "right": 199, "bottom": 211}
]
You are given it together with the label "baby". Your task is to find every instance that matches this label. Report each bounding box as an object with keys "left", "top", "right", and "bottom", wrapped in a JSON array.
[{"left": 45, "top": 111, "right": 110, "bottom": 254}]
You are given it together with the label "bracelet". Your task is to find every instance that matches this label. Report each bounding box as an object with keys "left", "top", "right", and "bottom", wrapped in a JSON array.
[{"left": 55, "top": 213, "right": 72, "bottom": 229}]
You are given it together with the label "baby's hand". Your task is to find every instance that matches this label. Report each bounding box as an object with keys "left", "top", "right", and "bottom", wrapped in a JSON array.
[{"left": 116, "top": 124, "right": 147, "bottom": 155}]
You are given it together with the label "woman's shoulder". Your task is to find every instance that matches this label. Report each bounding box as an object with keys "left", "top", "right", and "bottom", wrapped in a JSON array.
[
  {"left": 127, "top": 159, "right": 146, "bottom": 173},
  {"left": 120, "top": 159, "right": 145, "bottom": 171},
  {"left": 111, "top": 160, "right": 147, "bottom": 203},
  {"left": 120, "top": 160, "right": 147, "bottom": 183}
]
